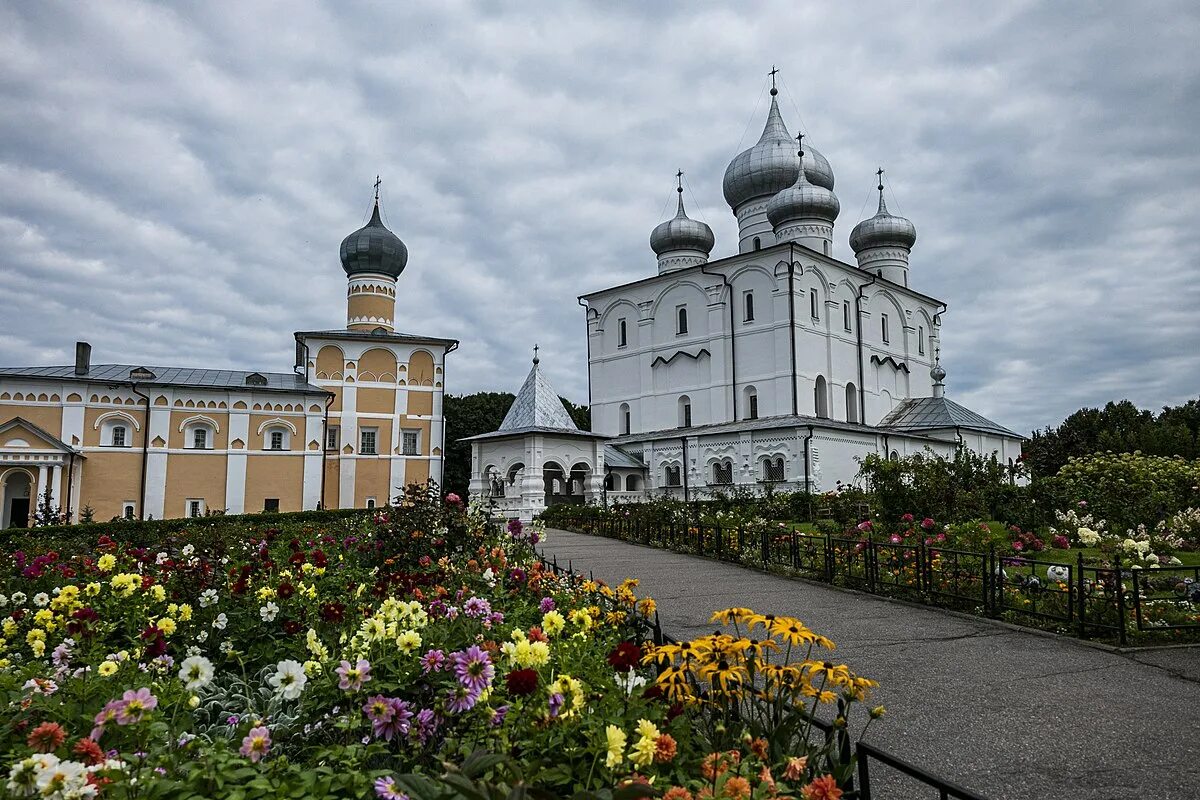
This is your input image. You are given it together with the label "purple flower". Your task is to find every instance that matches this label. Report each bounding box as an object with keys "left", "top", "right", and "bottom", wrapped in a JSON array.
[
  {"left": 508, "top": 567, "right": 526, "bottom": 584},
  {"left": 463, "top": 597, "right": 491, "bottom": 618},
  {"left": 115, "top": 688, "right": 158, "bottom": 725},
  {"left": 548, "top": 692, "right": 564, "bottom": 718},
  {"left": 446, "top": 685, "right": 481, "bottom": 714},
  {"left": 539, "top": 597, "right": 556, "bottom": 613},
  {"left": 420, "top": 649, "right": 447, "bottom": 674},
  {"left": 507, "top": 518, "right": 523, "bottom": 536},
  {"left": 240, "top": 726, "right": 271, "bottom": 763},
  {"left": 363, "top": 695, "right": 413, "bottom": 742},
  {"left": 226, "top": 715, "right": 240, "bottom": 726},
  {"left": 491, "top": 705, "right": 509, "bottom": 727},
  {"left": 451, "top": 645, "right": 494, "bottom": 692},
  {"left": 374, "top": 776, "right": 409, "bottom": 799},
  {"left": 336, "top": 659, "right": 372, "bottom": 692},
  {"left": 485, "top": 611, "right": 505, "bottom": 627},
  {"left": 411, "top": 708, "right": 439, "bottom": 744},
  {"left": 427, "top": 600, "right": 447, "bottom": 618}
]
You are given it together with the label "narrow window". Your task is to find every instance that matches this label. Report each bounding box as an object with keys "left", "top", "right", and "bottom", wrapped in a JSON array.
[
  {"left": 188, "top": 499, "right": 204, "bottom": 518},
  {"left": 846, "top": 383, "right": 859, "bottom": 424},
  {"left": 665, "top": 465, "right": 681, "bottom": 486},
  {"left": 365, "top": 497, "right": 376, "bottom": 509},
  {"left": 677, "top": 306, "right": 688, "bottom": 335},
  {"left": 193, "top": 427, "right": 207, "bottom": 450},
  {"left": 744, "top": 291, "right": 755, "bottom": 322},
  {"left": 619, "top": 403, "right": 631, "bottom": 435},
  {"left": 843, "top": 301, "right": 852, "bottom": 332},
  {"left": 713, "top": 461, "right": 732, "bottom": 485},
  {"left": 679, "top": 396, "right": 692, "bottom": 428},
  {"left": 814, "top": 375, "right": 829, "bottom": 418},
  {"left": 360, "top": 428, "right": 378, "bottom": 455},
  {"left": 402, "top": 429, "right": 419, "bottom": 455},
  {"left": 810, "top": 289, "right": 819, "bottom": 320},
  {"left": 325, "top": 426, "right": 339, "bottom": 451},
  {"left": 617, "top": 318, "right": 628, "bottom": 347},
  {"left": 749, "top": 393, "right": 758, "bottom": 420},
  {"left": 112, "top": 426, "right": 127, "bottom": 447},
  {"left": 123, "top": 503, "right": 136, "bottom": 520},
  {"left": 881, "top": 314, "right": 890, "bottom": 344},
  {"left": 264, "top": 498, "right": 279, "bottom": 512},
  {"left": 745, "top": 386, "right": 759, "bottom": 420},
  {"left": 753, "top": 236, "right": 761, "bottom": 251},
  {"left": 269, "top": 430, "right": 284, "bottom": 450},
  {"left": 918, "top": 326, "right": 926, "bottom": 355}
]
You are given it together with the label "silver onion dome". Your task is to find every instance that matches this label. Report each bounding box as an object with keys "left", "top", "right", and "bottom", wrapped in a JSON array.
[
  {"left": 339, "top": 200, "right": 409, "bottom": 278},
  {"left": 765, "top": 152, "right": 840, "bottom": 228},
  {"left": 849, "top": 192, "right": 917, "bottom": 253},
  {"left": 931, "top": 362, "right": 946, "bottom": 383},
  {"left": 651, "top": 188, "right": 715, "bottom": 256},
  {"left": 722, "top": 91, "right": 834, "bottom": 210}
]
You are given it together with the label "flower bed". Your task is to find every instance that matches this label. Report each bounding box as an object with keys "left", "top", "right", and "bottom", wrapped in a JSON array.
[{"left": 1, "top": 490, "right": 877, "bottom": 799}]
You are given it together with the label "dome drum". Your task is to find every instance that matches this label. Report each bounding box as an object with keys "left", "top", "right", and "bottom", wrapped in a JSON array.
[{"left": 650, "top": 188, "right": 715, "bottom": 273}]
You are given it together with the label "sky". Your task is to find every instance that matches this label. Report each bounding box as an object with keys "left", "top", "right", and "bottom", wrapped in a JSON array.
[{"left": 1, "top": 1, "right": 1198, "bottom": 436}]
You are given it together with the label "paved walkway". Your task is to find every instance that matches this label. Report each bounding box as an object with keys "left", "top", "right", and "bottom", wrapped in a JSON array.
[{"left": 539, "top": 530, "right": 1200, "bottom": 800}]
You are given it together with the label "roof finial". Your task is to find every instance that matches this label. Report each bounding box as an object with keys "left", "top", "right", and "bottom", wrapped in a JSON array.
[
  {"left": 875, "top": 166, "right": 888, "bottom": 214},
  {"left": 675, "top": 169, "right": 687, "bottom": 216},
  {"left": 931, "top": 347, "right": 946, "bottom": 397},
  {"left": 373, "top": 175, "right": 381, "bottom": 204},
  {"left": 796, "top": 131, "right": 804, "bottom": 159},
  {"left": 532, "top": 344, "right": 540, "bottom": 366},
  {"left": 769, "top": 65, "right": 779, "bottom": 96}
]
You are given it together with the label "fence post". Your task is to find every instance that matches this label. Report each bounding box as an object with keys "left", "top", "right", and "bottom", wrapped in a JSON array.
[
  {"left": 1113, "top": 549, "right": 1128, "bottom": 647},
  {"left": 824, "top": 532, "right": 833, "bottom": 583},
  {"left": 856, "top": 744, "right": 872, "bottom": 800},
  {"left": 1076, "top": 550, "right": 1086, "bottom": 639},
  {"left": 988, "top": 544, "right": 997, "bottom": 617},
  {"left": 791, "top": 529, "right": 798, "bottom": 570},
  {"left": 867, "top": 535, "right": 877, "bottom": 594}
]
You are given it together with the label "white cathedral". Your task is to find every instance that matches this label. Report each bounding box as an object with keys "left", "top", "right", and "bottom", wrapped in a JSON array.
[{"left": 468, "top": 81, "right": 1023, "bottom": 521}]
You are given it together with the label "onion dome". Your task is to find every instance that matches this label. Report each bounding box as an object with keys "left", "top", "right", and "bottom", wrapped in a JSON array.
[
  {"left": 765, "top": 147, "right": 840, "bottom": 229},
  {"left": 723, "top": 90, "right": 834, "bottom": 211},
  {"left": 339, "top": 199, "right": 408, "bottom": 278},
  {"left": 850, "top": 190, "right": 917, "bottom": 253},
  {"left": 651, "top": 184, "right": 715, "bottom": 258}
]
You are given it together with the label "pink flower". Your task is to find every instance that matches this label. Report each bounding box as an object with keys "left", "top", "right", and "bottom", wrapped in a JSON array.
[
  {"left": 900, "top": 513, "right": 914, "bottom": 523},
  {"left": 363, "top": 695, "right": 413, "bottom": 741},
  {"left": 920, "top": 518, "right": 935, "bottom": 530},
  {"left": 240, "top": 725, "right": 271, "bottom": 763},
  {"left": 1052, "top": 534, "right": 1071, "bottom": 550},
  {"left": 856, "top": 521, "right": 873, "bottom": 532},
  {"left": 375, "top": 776, "right": 409, "bottom": 799},
  {"left": 420, "top": 649, "right": 447, "bottom": 673},
  {"left": 451, "top": 645, "right": 493, "bottom": 692},
  {"left": 336, "top": 659, "right": 372, "bottom": 692},
  {"left": 446, "top": 493, "right": 462, "bottom": 506},
  {"left": 115, "top": 688, "right": 157, "bottom": 725},
  {"left": 1012, "top": 540, "right": 1024, "bottom": 552},
  {"left": 889, "top": 534, "right": 903, "bottom": 544}
]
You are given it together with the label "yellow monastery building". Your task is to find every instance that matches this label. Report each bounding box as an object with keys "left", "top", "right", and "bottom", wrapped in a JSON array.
[{"left": 0, "top": 195, "right": 456, "bottom": 528}]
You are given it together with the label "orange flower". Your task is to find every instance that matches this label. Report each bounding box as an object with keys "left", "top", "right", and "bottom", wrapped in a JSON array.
[
  {"left": 800, "top": 775, "right": 842, "bottom": 800},
  {"left": 663, "top": 788, "right": 694, "bottom": 800},
  {"left": 528, "top": 626, "right": 549, "bottom": 643},
  {"left": 27, "top": 722, "right": 65, "bottom": 753},
  {"left": 73, "top": 738, "right": 105, "bottom": 766},
  {"left": 750, "top": 737, "right": 769, "bottom": 761},
  {"left": 701, "top": 751, "right": 741, "bottom": 780},
  {"left": 782, "top": 756, "right": 808, "bottom": 781},
  {"left": 654, "top": 734, "right": 678, "bottom": 763},
  {"left": 723, "top": 776, "right": 751, "bottom": 800},
  {"left": 759, "top": 766, "right": 776, "bottom": 792}
]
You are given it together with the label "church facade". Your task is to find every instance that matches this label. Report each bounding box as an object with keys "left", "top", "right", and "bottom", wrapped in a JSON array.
[
  {"left": 578, "top": 83, "right": 1023, "bottom": 499},
  {"left": 0, "top": 194, "right": 455, "bottom": 528}
]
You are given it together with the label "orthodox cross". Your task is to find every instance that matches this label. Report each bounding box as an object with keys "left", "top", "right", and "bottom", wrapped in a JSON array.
[
  {"left": 532, "top": 344, "right": 540, "bottom": 365},
  {"left": 373, "top": 175, "right": 381, "bottom": 201},
  {"left": 769, "top": 65, "right": 779, "bottom": 90},
  {"left": 676, "top": 169, "right": 684, "bottom": 193},
  {"left": 796, "top": 131, "right": 804, "bottom": 158},
  {"left": 876, "top": 166, "right": 885, "bottom": 192}
]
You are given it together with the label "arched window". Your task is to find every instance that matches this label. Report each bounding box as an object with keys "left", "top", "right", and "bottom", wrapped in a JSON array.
[
  {"left": 814, "top": 376, "right": 829, "bottom": 418},
  {"left": 743, "top": 291, "right": 755, "bottom": 322},
  {"left": 677, "top": 306, "right": 689, "bottom": 335},
  {"left": 744, "top": 386, "right": 758, "bottom": 420},
  {"left": 763, "top": 457, "right": 785, "bottom": 482},
  {"left": 890, "top": 450, "right": 900, "bottom": 461},
  {"left": 753, "top": 236, "right": 761, "bottom": 251},
  {"left": 881, "top": 314, "right": 890, "bottom": 344},
  {"left": 112, "top": 426, "right": 127, "bottom": 447},
  {"left": 711, "top": 460, "right": 733, "bottom": 485},
  {"left": 618, "top": 318, "right": 628, "bottom": 348},
  {"left": 918, "top": 325, "right": 926, "bottom": 355},
  {"left": 845, "top": 382, "right": 859, "bottom": 424},
  {"left": 625, "top": 474, "right": 641, "bottom": 492},
  {"left": 664, "top": 465, "right": 682, "bottom": 487},
  {"left": 843, "top": 300, "right": 852, "bottom": 332},
  {"left": 182, "top": 419, "right": 217, "bottom": 450},
  {"left": 678, "top": 395, "right": 692, "bottom": 428},
  {"left": 619, "top": 403, "right": 631, "bottom": 435},
  {"left": 98, "top": 413, "right": 138, "bottom": 447},
  {"left": 604, "top": 473, "right": 616, "bottom": 491},
  {"left": 809, "top": 288, "right": 819, "bottom": 320}
]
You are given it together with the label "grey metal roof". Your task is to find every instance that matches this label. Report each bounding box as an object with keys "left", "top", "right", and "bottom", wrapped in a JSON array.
[
  {"left": 500, "top": 359, "right": 580, "bottom": 432},
  {"left": 460, "top": 426, "right": 609, "bottom": 443},
  {"left": 0, "top": 364, "right": 328, "bottom": 395},
  {"left": 295, "top": 329, "right": 458, "bottom": 347},
  {"left": 878, "top": 396, "right": 1022, "bottom": 439},
  {"left": 604, "top": 445, "right": 645, "bottom": 469},
  {"left": 339, "top": 200, "right": 408, "bottom": 278},
  {"left": 722, "top": 92, "right": 834, "bottom": 210}
]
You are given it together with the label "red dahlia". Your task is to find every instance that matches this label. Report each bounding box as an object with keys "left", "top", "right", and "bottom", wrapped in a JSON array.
[
  {"left": 506, "top": 668, "right": 539, "bottom": 696},
  {"left": 607, "top": 642, "right": 641, "bottom": 673}
]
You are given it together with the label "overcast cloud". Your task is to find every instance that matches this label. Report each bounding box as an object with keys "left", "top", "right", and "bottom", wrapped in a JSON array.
[{"left": 1, "top": 1, "right": 1197, "bottom": 435}]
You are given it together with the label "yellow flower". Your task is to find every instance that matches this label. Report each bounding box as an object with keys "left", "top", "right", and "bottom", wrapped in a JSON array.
[
  {"left": 30, "top": 640, "right": 45, "bottom": 658},
  {"left": 710, "top": 607, "right": 755, "bottom": 626},
  {"left": 256, "top": 586, "right": 275, "bottom": 600},
  {"left": 97, "top": 554, "right": 116, "bottom": 573},
  {"left": 604, "top": 725, "right": 626, "bottom": 768},
  {"left": 635, "top": 719, "right": 660, "bottom": 740},
  {"left": 396, "top": 629, "right": 422, "bottom": 654},
  {"left": 157, "top": 617, "right": 177, "bottom": 636},
  {"left": 33, "top": 610, "right": 54, "bottom": 628},
  {"left": 84, "top": 582, "right": 101, "bottom": 597},
  {"left": 541, "top": 610, "right": 566, "bottom": 637},
  {"left": 149, "top": 585, "right": 166, "bottom": 603},
  {"left": 177, "top": 604, "right": 193, "bottom": 622},
  {"left": 188, "top": 695, "right": 200, "bottom": 708},
  {"left": 637, "top": 598, "right": 656, "bottom": 617},
  {"left": 630, "top": 734, "right": 658, "bottom": 768},
  {"left": 568, "top": 609, "right": 594, "bottom": 631},
  {"left": 98, "top": 660, "right": 119, "bottom": 677}
]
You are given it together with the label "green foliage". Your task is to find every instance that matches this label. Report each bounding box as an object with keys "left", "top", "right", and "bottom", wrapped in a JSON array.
[
  {"left": 1025, "top": 398, "right": 1200, "bottom": 477},
  {"left": 1044, "top": 451, "right": 1200, "bottom": 533},
  {"left": 856, "top": 449, "right": 1027, "bottom": 526}
]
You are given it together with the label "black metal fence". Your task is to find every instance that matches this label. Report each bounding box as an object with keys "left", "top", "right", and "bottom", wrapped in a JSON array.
[
  {"left": 537, "top": 551, "right": 987, "bottom": 800},
  {"left": 552, "top": 516, "right": 1200, "bottom": 645}
]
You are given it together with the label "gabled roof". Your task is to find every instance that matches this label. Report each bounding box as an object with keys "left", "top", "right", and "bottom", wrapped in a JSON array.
[
  {"left": 604, "top": 445, "right": 645, "bottom": 469},
  {"left": 878, "top": 396, "right": 1023, "bottom": 439},
  {"left": 0, "top": 364, "right": 327, "bottom": 395},
  {"left": 0, "top": 416, "right": 79, "bottom": 453}
]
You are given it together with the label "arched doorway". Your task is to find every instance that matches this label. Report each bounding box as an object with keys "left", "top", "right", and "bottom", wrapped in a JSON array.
[
  {"left": 569, "top": 462, "right": 591, "bottom": 498},
  {"left": 2, "top": 470, "right": 33, "bottom": 530},
  {"left": 542, "top": 461, "right": 568, "bottom": 505}
]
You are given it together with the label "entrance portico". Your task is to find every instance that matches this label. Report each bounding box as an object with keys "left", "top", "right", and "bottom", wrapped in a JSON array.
[{"left": 0, "top": 417, "right": 82, "bottom": 528}]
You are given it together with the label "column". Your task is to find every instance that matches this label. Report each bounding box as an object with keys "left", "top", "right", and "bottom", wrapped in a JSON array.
[
  {"left": 50, "top": 465, "right": 62, "bottom": 511},
  {"left": 37, "top": 464, "right": 48, "bottom": 511}
]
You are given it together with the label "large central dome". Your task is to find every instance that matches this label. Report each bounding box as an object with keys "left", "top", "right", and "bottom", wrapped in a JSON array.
[
  {"left": 339, "top": 201, "right": 408, "bottom": 279},
  {"left": 722, "top": 91, "right": 834, "bottom": 211}
]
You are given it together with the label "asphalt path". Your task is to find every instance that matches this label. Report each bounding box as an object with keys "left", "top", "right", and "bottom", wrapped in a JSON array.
[{"left": 538, "top": 529, "right": 1200, "bottom": 800}]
